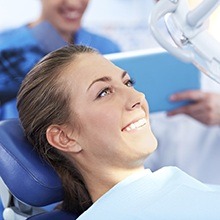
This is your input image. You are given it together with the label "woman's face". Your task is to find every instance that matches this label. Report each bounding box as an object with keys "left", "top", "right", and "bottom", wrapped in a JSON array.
[
  {"left": 40, "top": 0, "right": 89, "bottom": 35},
  {"left": 63, "top": 53, "right": 157, "bottom": 168}
]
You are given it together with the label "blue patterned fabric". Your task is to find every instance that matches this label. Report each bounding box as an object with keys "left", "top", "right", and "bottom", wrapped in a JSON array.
[{"left": 0, "top": 22, "right": 120, "bottom": 119}]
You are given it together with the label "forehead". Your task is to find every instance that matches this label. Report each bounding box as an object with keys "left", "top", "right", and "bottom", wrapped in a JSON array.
[
  {"left": 56, "top": 53, "right": 123, "bottom": 100},
  {"left": 63, "top": 53, "right": 122, "bottom": 85}
]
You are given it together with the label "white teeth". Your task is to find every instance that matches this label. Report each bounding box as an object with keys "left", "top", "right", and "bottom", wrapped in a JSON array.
[
  {"left": 124, "top": 118, "right": 147, "bottom": 132},
  {"left": 64, "top": 11, "right": 80, "bottom": 19}
]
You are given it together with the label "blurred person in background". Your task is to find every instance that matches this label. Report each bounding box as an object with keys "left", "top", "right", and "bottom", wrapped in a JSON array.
[{"left": 0, "top": 0, "right": 120, "bottom": 119}]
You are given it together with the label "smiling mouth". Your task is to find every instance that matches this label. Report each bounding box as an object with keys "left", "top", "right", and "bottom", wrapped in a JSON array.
[
  {"left": 62, "top": 10, "right": 81, "bottom": 20},
  {"left": 122, "top": 118, "right": 147, "bottom": 132}
]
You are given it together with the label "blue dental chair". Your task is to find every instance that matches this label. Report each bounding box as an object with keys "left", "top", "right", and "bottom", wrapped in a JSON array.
[{"left": 0, "top": 119, "right": 78, "bottom": 220}]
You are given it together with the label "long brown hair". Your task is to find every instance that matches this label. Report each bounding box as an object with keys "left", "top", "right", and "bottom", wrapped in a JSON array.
[{"left": 17, "top": 45, "right": 97, "bottom": 215}]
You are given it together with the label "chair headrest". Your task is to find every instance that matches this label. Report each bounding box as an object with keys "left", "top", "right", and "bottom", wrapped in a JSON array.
[{"left": 0, "top": 119, "right": 63, "bottom": 206}]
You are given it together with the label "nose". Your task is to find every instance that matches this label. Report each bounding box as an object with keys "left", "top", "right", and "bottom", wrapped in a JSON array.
[
  {"left": 125, "top": 88, "right": 146, "bottom": 111},
  {"left": 65, "top": 0, "right": 87, "bottom": 8}
]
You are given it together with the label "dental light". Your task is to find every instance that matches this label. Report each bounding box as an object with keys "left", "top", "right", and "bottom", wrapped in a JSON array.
[{"left": 149, "top": 0, "right": 220, "bottom": 83}]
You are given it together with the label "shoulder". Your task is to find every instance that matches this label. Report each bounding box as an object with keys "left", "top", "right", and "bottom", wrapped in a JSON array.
[
  {"left": 0, "top": 25, "right": 37, "bottom": 50},
  {"left": 75, "top": 28, "right": 121, "bottom": 54}
]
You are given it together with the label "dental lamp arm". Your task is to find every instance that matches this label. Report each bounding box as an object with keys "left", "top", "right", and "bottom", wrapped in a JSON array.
[
  {"left": 187, "top": 0, "right": 220, "bottom": 27},
  {"left": 149, "top": 0, "right": 220, "bottom": 83},
  {"left": 149, "top": 0, "right": 194, "bottom": 62}
]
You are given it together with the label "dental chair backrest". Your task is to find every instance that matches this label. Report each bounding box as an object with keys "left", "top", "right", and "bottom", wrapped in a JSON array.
[{"left": 0, "top": 119, "right": 78, "bottom": 220}]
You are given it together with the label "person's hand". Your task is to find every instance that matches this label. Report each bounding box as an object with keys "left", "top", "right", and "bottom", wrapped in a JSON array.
[{"left": 167, "top": 90, "right": 220, "bottom": 125}]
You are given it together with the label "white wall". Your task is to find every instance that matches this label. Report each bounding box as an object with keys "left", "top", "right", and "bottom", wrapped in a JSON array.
[
  {"left": 0, "top": 0, "right": 160, "bottom": 51},
  {"left": 83, "top": 0, "right": 160, "bottom": 51},
  {"left": 0, "top": 0, "right": 40, "bottom": 31}
]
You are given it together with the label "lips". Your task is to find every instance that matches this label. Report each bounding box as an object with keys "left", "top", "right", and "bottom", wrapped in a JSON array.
[
  {"left": 122, "top": 118, "right": 147, "bottom": 132},
  {"left": 62, "top": 11, "right": 81, "bottom": 20},
  {"left": 60, "top": 6, "right": 82, "bottom": 21}
]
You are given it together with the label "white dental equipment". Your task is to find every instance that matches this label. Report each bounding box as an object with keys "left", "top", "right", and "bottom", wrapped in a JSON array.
[{"left": 149, "top": 0, "right": 220, "bottom": 83}]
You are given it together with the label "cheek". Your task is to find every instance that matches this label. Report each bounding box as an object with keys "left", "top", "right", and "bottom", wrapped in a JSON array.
[
  {"left": 77, "top": 110, "right": 120, "bottom": 154},
  {"left": 43, "top": 5, "right": 58, "bottom": 19},
  {"left": 78, "top": 104, "right": 121, "bottom": 140},
  {"left": 82, "top": 1, "right": 89, "bottom": 10},
  {"left": 82, "top": 0, "right": 89, "bottom": 7},
  {"left": 43, "top": 0, "right": 57, "bottom": 11},
  {"left": 88, "top": 111, "right": 119, "bottom": 133}
]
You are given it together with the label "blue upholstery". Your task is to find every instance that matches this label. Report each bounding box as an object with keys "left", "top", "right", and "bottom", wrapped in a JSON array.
[
  {"left": 0, "top": 119, "right": 78, "bottom": 219},
  {"left": 0, "top": 201, "right": 3, "bottom": 220},
  {"left": 27, "top": 210, "right": 78, "bottom": 220},
  {"left": 0, "top": 119, "right": 63, "bottom": 206}
]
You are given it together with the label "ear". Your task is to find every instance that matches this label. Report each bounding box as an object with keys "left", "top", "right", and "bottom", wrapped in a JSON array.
[{"left": 46, "top": 125, "right": 82, "bottom": 153}]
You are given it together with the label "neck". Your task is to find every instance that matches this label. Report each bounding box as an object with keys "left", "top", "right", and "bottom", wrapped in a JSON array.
[
  {"left": 28, "top": 18, "right": 74, "bottom": 43},
  {"left": 81, "top": 166, "right": 145, "bottom": 202}
]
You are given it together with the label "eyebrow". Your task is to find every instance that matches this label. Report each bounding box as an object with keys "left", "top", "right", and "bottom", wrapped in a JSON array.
[{"left": 87, "top": 71, "right": 128, "bottom": 91}]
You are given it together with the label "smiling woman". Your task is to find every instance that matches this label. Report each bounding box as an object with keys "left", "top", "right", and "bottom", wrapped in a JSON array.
[
  {"left": 17, "top": 45, "right": 220, "bottom": 219},
  {"left": 17, "top": 44, "right": 157, "bottom": 214}
]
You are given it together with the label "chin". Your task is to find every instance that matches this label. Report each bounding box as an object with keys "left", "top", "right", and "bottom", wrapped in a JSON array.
[
  {"left": 141, "top": 131, "right": 158, "bottom": 155},
  {"left": 64, "top": 21, "right": 80, "bottom": 31}
]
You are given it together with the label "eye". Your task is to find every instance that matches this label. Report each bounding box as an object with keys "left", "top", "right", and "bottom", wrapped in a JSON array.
[
  {"left": 125, "top": 78, "right": 135, "bottom": 87},
  {"left": 97, "top": 87, "right": 112, "bottom": 99}
]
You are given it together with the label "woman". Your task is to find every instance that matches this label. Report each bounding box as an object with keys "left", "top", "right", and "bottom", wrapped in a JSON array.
[
  {"left": 0, "top": 0, "right": 120, "bottom": 119},
  {"left": 17, "top": 45, "right": 220, "bottom": 219}
]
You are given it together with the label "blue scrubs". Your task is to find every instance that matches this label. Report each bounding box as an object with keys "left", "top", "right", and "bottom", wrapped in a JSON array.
[{"left": 0, "top": 22, "right": 120, "bottom": 119}]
